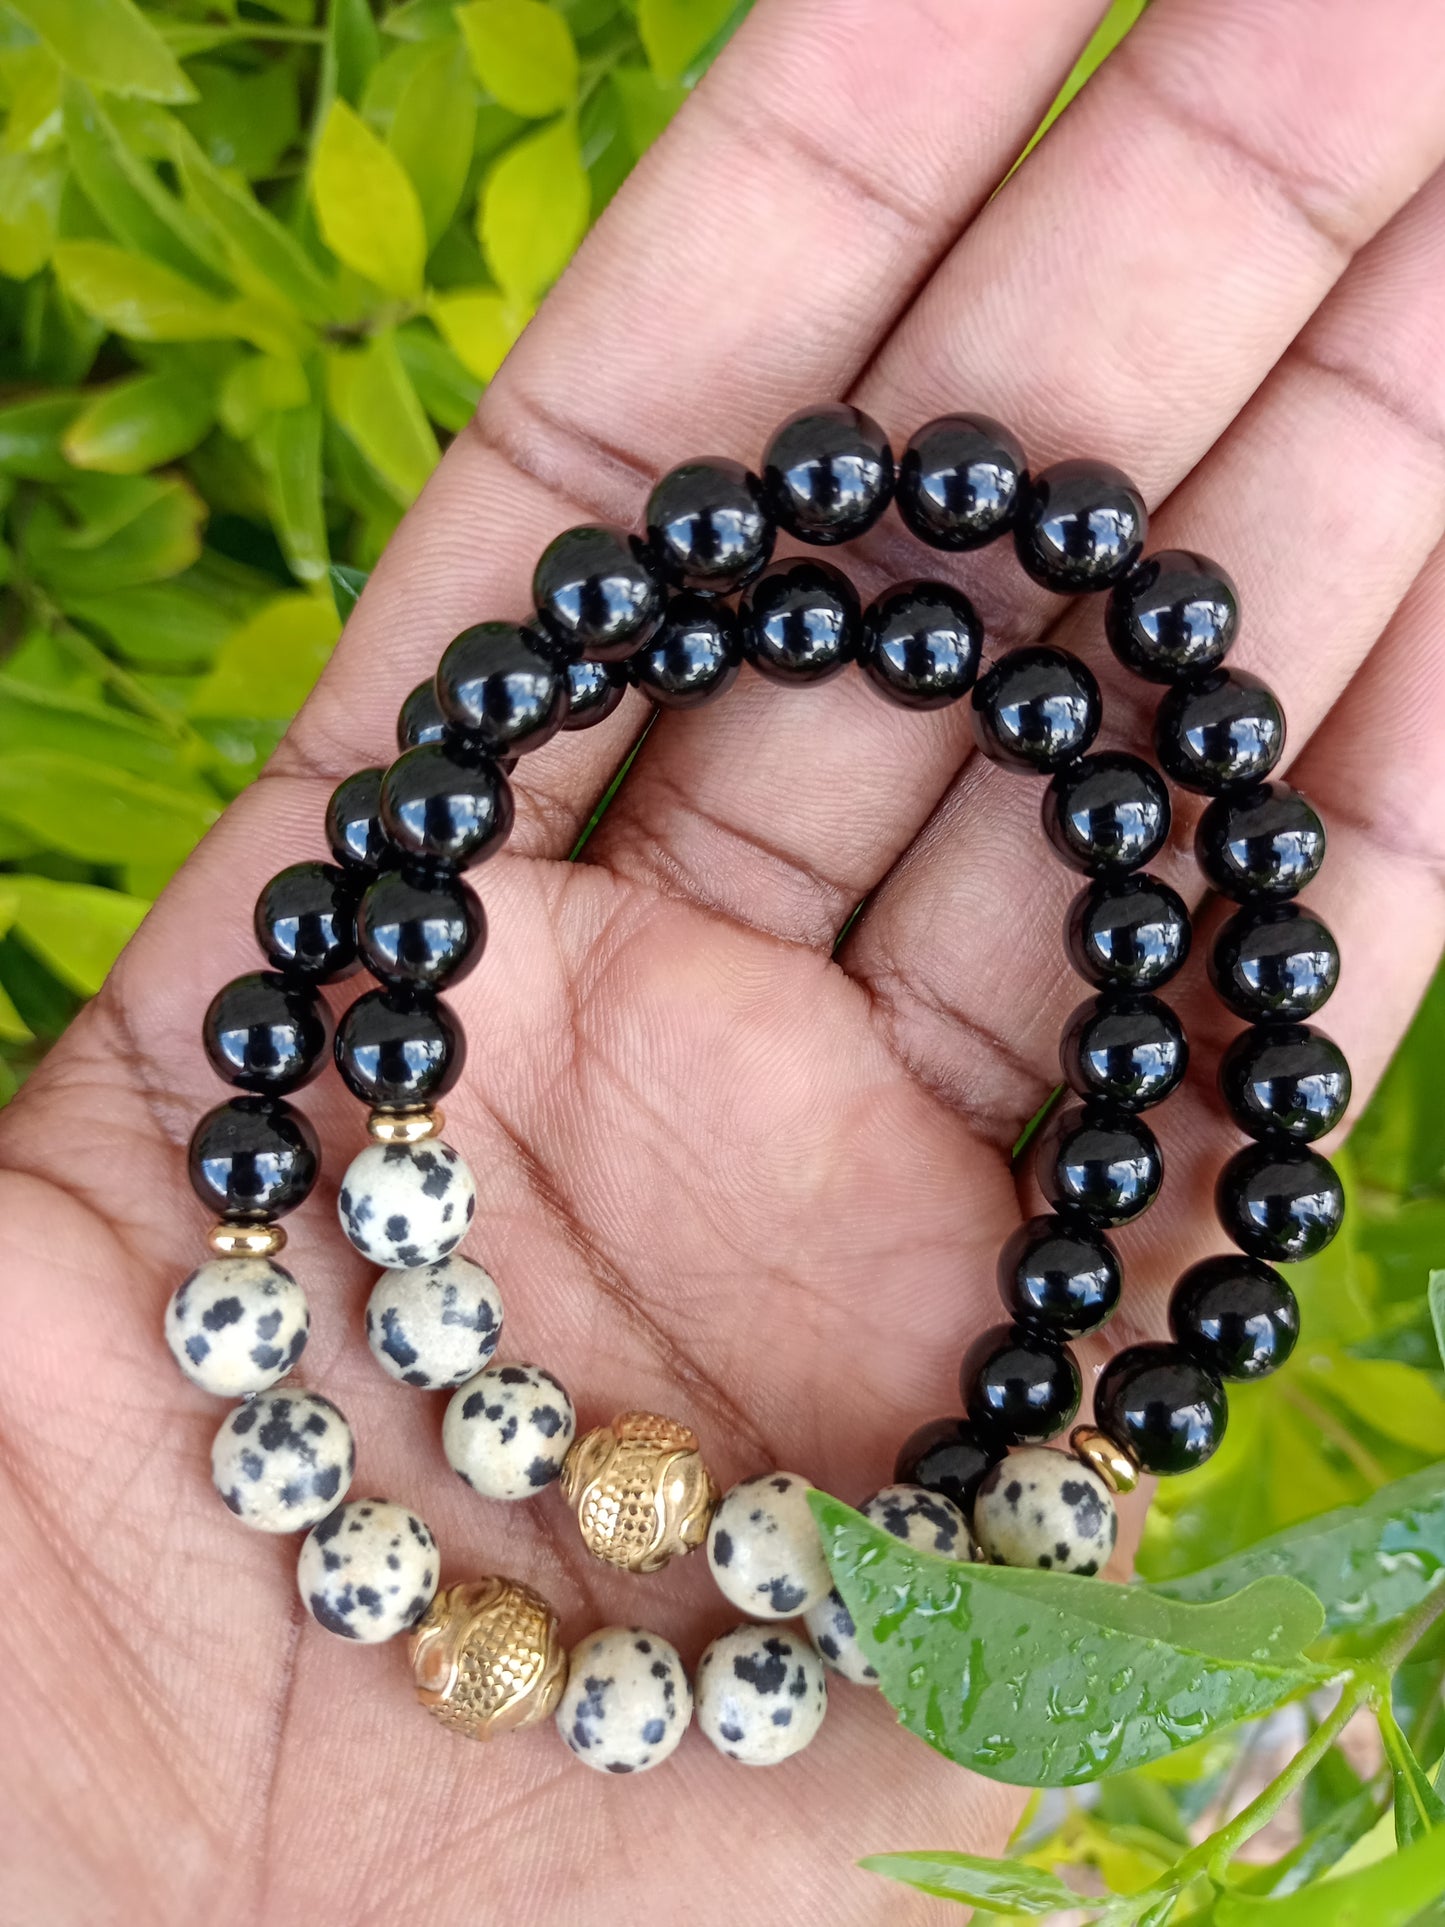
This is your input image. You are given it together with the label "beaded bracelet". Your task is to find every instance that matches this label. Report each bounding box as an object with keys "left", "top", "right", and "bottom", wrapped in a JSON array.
[{"left": 167, "top": 403, "right": 1349, "bottom": 1774}]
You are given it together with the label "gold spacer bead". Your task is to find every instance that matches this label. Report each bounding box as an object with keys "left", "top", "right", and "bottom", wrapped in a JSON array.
[
  {"left": 1071, "top": 1425, "right": 1141, "bottom": 1495},
  {"left": 561, "top": 1411, "right": 719, "bottom": 1574},
  {"left": 367, "top": 1108, "right": 442, "bottom": 1145},
  {"left": 408, "top": 1577, "right": 566, "bottom": 1741},
  {"left": 206, "top": 1220, "right": 286, "bottom": 1259}
]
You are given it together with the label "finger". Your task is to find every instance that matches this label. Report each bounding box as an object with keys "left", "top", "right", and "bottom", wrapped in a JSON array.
[{"left": 588, "top": 0, "right": 1445, "bottom": 943}]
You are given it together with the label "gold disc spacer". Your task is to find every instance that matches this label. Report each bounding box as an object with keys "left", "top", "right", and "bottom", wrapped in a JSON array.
[
  {"left": 367, "top": 1108, "right": 443, "bottom": 1144},
  {"left": 1070, "top": 1425, "right": 1141, "bottom": 1495},
  {"left": 561, "top": 1411, "right": 719, "bottom": 1574},
  {"left": 206, "top": 1220, "right": 286, "bottom": 1258},
  {"left": 408, "top": 1577, "right": 566, "bottom": 1741}
]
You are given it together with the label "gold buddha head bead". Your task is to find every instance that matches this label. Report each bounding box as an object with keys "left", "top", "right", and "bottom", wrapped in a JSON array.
[
  {"left": 561, "top": 1411, "right": 719, "bottom": 1574},
  {"left": 408, "top": 1577, "right": 566, "bottom": 1741}
]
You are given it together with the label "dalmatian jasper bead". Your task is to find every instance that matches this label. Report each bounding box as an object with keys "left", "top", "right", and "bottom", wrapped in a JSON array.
[
  {"left": 210, "top": 1390, "right": 354, "bottom": 1532},
  {"left": 297, "top": 1499, "right": 438, "bottom": 1643},
  {"left": 442, "top": 1361, "right": 576, "bottom": 1501},
  {"left": 972, "top": 1445, "right": 1118, "bottom": 1576},
  {"left": 364, "top": 1254, "right": 504, "bottom": 1389},
  {"left": 165, "top": 1256, "right": 309, "bottom": 1397},
  {"left": 338, "top": 1139, "right": 476, "bottom": 1269},
  {"left": 555, "top": 1626, "right": 692, "bottom": 1775},
  {"left": 696, "top": 1624, "right": 828, "bottom": 1766},
  {"left": 707, "top": 1471, "right": 830, "bottom": 1619},
  {"left": 804, "top": 1483, "right": 972, "bottom": 1685}
]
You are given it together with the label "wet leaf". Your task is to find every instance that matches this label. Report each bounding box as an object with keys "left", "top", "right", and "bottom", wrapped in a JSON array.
[
  {"left": 478, "top": 114, "right": 588, "bottom": 300},
  {"left": 858, "top": 1849, "right": 1087, "bottom": 1913},
  {"left": 7, "top": 0, "right": 194, "bottom": 103},
  {"left": 0, "top": 751, "right": 218, "bottom": 866},
  {"left": 0, "top": 874, "right": 149, "bottom": 995},
  {"left": 312, "top": 98, "right": 427, "bottom": 298},
  {"left": 1215, "top": 1823, "right": 1445, "bottom": 1925},
  {"left": 62, "top": 369, "right": 215, "bottom": 473},
  {"left": 457, "top": 0, "right": 578, "bottom": 117},
  {"left": 188, "top": 592, "right": 338, "bottom": 718}
]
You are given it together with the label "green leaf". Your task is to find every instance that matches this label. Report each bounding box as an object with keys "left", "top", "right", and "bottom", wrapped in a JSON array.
[
  {"left": 1377, "top": 1702, "right": 1445, "bottom": 1847},
  {"left": 219, "top": 354, "right": 311, "bottom": 441},
  {"left": 325, "top": 328, "right": 438, "bottom": 503},
  {"left": 428, "top": 286, "right": 531, "bottom": 379},
  {"left": 312, "top": 98, "right": 427, "bottom": 297},
  {"left": 322, "top": 0, "right": 382, "bottom": 112},
  {"left": 636, "top": 0, "right": 736, "bottom": 83},
  {"left": 395, "top": 319, "right": 483, "bottom": 432},
  {"left": 389, "top": 34, "right": 477, "bottom": 245},
  {"left": 1306, "top": 1348, "right": 1445, "bottom": 1456},
  {"left": 6, "top": 0, "right": 194, "bottom": 103},
  {"left": 1350, "top": 969, "right": 1445, "bottom": 1194},
  {"left": 812, "top": 1495, "right": 1327, "bottom": 1787},
  {"left": 178, "top": 146, "right": 339, "bottom": 327},
  {"left": 24, "top": 471, "right": 206, "bottom": 591},
  {"left": 858, "top": 1850, "right": 1086, "bottom": 1913},
  {"left": 478, "top": 113, "right": 588, "bottom": 299},
  {"left": 188, "top": 592, "right": 339, "bottom": 719},
  {"left": 0, "top": 392, "right": 83, "bottom": 481},
  {"left": 0, "top": 148, "right": 65, "bottom": 278},
  {"left": 383, "top": 0, "right": 457, "bottom": 39},
  {"left": 456, "top": 0, "right": 578, "bottom": 117},
  {"left": 329, "top": 562, "right": 369, "bottom": 622},
  {"left": 61, "top": 566, "right": 261, "bottom": 667},
  {"left": 62, "top": 369, "right": 215, "bottom": 474},
  {"left": 610, "top": 62, "right": 685, "bottom": 157},
  {"left": 178, "top": 56, "right": 301, "bottom": 181},
  {"left": 1216, "top": 1824, "right": 1445, "bottom": 1925},
  {"left": 0, "top": 42, "right": 63, "bottom": 154},
  {"left": 52, "top": 239, "right": 238, "bottom": 341},
  {"left": 0, "top": 674, "right": 203, "bottom": 784},
  {"left": 1, "top": 875, "right": 148, "bottom": 995},
  {"left": 250, "top": 399, "right": 329, "bottom": 586},
  {"left": 0, "top": 752, "right": 218, "bottom": 867},
  {"left": 1431, "top": 1272, "right": 1445, "bottom": 1372}
]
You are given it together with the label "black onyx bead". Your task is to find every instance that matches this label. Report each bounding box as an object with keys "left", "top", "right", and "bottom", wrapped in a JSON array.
[
  {"left": 895, "top": 413, "right": 1027, "bottom": 551},
  {"left": 996, "top": 1213, "right": 1121, "bottom": 1336},
  {"left": 645, "top": 458, "right": 773, "bottom": 593},
  {"left": 356, "top": 867, "right": 484, "bottom": 990},
  {"left": 1065, "top": 874, "right": 1192, "bottom": 990},
  {"left": 1015, "top": 459, "right": 1147, "bottom": 593},
  {"left": 1210, "top": 903, "right": 1340, "bottom": 1022},
  {"left": 859, "top": 580, "right": 982, "bottom": 709},
  {"left": 436, "top": 621, "right": 567, "bottom": 757},
  {"left": 1170, "top": 1255, "right": 1299, "bottom": 1381},
  {"left": 397, "top": 678, "right": 450, "bottom": 751},
  {"left": 760, "top": 403, "right": 893, "bottom": 545},
  {"left": 1060, "top": 992, "right": 1188, "bottom": 1110},
  {"left": 1219, "top": 1023, "right": 1351, "bottom": 1142},
  {"left": 187, "top": 1096, "right": 320, "bottom": 1220},
  {"left": 1155, "top": 669, "right": 1285, "bottom": 795},
  {"left": 254, "top": 861, "right": 359, "bottom": 982},
  {"left": 379, "top": 743, "right": 513, "bottom": 870},
  {"left": 334, "top": 987, "right": 465, "bottom": 1107},
  {"left": 1196, "top": 783, "right": 1327, "bottom": 903},
  {"left": 893, "top": 1416, "right": 1003, "bottom": 1513},
  {"left": 325, "top": 768, "right": 391, "bottom": 874},
  {"left": 1035, "top": 1099, "right": 1163, "bottom": 1227},
  {"left": 1107, "top": 550, "right": 1239, "bottom": 683},
  {"left": 960, "top": 1322, "right": 1081, "bottom": 1445},
  {"left": 532, "top": 524, "right": 663, "bottom": 662},
  {"left": 1094, "top": 1343, "right": 1227, "bottom": 1475},
  {"left": 971, "top": 646, "right": 1101, "bottom": 773},
  {"left": 632, "top": 593, "right": 742, "bottom": 708},
  {"left": 740, "top": 558, "right": 860, "bottom": 684},
  {"left": 203, "top": 972, "right": 331, "bottom": 1095},
  {"left": 563, "top": 657, "right": 628, "bottom": 731},
  {"left": 1216, "top": 1140, "right": 1344, "bottom": 1262},
  {"left": 1041, "top": 752, "right": 1171, "bottom": 876}
]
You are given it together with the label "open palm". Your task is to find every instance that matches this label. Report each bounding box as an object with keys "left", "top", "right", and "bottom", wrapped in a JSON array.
[{"left": 7, "top": 0, "right": 1445, "bottom": 1918}]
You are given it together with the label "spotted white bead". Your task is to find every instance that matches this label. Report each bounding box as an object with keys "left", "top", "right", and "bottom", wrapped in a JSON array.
[
  {"left": 364, "top": 1254, "right": 504, "bottom": 1389},
  {"left": 555, "top": 1626, "right": 692, "bottom": 1775},
  {"left": 210, "top": 1390, "right": 354, "bottom": 1532},
  {"left": 297, "top": 1499, "right": 438, "bottom": 1643},
  {"left": 707, "top": 1471, "right": 830, "bottom": 1619},
  {"left": 165, "top": 1256, "right": 309, "bottom": 1397},
  {"left": 696, "top": 1624, "right": 827, "bottom": 1766},
  {"left": 338, "top": 1139, "right": 476, "bottom": 1269},
  {"left": 973, "top": 1445, "right": 1118, "bottom": 1576},
  {"left": 805, "top": 1483, "right": 972, "bottom": 1684},
  {"left": 442, "top": 1361, "right": 576, "bottom": 1500}
]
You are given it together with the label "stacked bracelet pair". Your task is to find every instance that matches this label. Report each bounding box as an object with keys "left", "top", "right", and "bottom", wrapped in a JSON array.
[{"left": 164, "top": 401, "right": 1348, "bottom": 1773}]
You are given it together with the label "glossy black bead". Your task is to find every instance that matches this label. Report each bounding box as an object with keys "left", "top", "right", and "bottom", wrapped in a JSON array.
[
  {"left": 1107, "top": 550, "right": 1239, "bottom": 683},
  {"left": 334, "top": 987, "right": 465, "bottom": 1107},
  {"left": 1210, "top": 903, "right": 1340, "bottom": 1021},
  {"left": 971, "top": 646, "right": 1101, "bottom": 772},
  {"left": 631, "top": 592, "right": 742, "bottom": 709},
  {"left": 1216, "top": 1139, "right": 1344, "bottom": 1262},
  {"left": 1155, "top": 669, "right": 1285, "bottom": 795},
  {"left": 435, "top": 620, "right": 567, "bottom": 757},
  {"left": 1060, "top": 992, "right": 1188, "bottom": 1109},
  {"left": 254, "top": 861, "right": 359, "bottom": 982},
  {"left": 1015, "top": 459, "right": 1147, "bottom": 593},
  {"left": 203, "top": 971, "right": 331, "bottom": 1095},
  {"left": 1035, "top": 1099, "right": 1163, "bottom": 1227},
  {"left": 860, "top": 580, "right": 982, "bottom": 709},
  {"left": 1094, "top": 1343, "right": 1227, "bottom": 1475},
  {"left": 1196, "top": 783, "right": 1327, "bottom": 903},
  {"left": 532, "top": 523, "right": 663, "bottom": 662},
  {"left": 562, "top": 656, "right": 628, "bottom": 731},
  {"left": 996, "top": 1213, "right": 1121, "bottom": 1336},
  {"left": 739, "top": 558, "right": 860, "bottom": 683},
  {"left": 1041, "top": 752, "right": 1171, "bottom": 876},
  {"left": 325, "top": 768, "right": 390, "bottom": 874},
  {"left": 893, "top": 1415, "right": 1003, "bottom": 1513},
  {"left": 645, "top": 458, "right": 773, "bottom": 593},
  {"left": 379, "top": 743, "right": 513, "bottom": 870},
  {"left": 1219, "top": 1023, "right": 1351, "bottom": 1143},
  {"left": 397, "top": 678, "right": 450, "bottom": 751},
  {"left": 960, "top": 1321, "right": 1082, "bottom": 1444},
  {"left": 187, "top": 1096, "right": 320, "bottom": 1221},
  {"left": 760, "top": 402, "right": 893, "bottom": 545},
  {"left": 895, "top": 412, "right": 1027, "bottom": 551},
  {"left": 1170, "top": 1255, "right": 1299, "bottom": 1381},
  {"left": 356, "top": 867, "right": 484, "bottom": 990},
  {"left": 1065, "top": 874, "right": 1192, "bottom": 990}
]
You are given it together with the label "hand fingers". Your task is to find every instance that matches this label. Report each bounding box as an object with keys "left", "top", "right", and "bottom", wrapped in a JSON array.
[{"left": 586, "top": 0, "right": 1445, "bottom": 941}]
